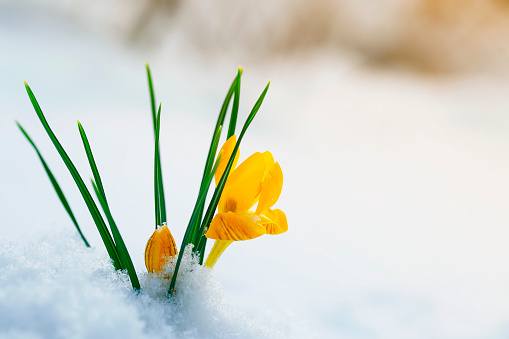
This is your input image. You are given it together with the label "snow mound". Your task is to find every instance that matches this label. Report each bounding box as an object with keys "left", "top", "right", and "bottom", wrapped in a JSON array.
[{"left": 0, "top": 230, "right": 286, "bottom": 338}]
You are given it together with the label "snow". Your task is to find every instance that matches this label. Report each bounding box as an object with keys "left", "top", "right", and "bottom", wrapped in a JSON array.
[{"left": 0, "top": 229, "right": 284, "bottom": 338}]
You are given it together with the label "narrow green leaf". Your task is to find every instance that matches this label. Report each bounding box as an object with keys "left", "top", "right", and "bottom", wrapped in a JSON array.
[
  {"left": 195, "top": 154, "right": 223, "bottom": 263},
  {"left": 147, "top": 65, "right": 167, "bottom": 228},
  {"left": 90, "top": 179, "right": 101, "bottom": 207},
  {"left": 155, "top": 104, "right": 166, "bottom": 224},
  {"left": 170, "top": 80, "right": 270, "bottom": 294},
  {"left": 170, "top": 74, "right": 246, "bottom": 294},
  {"left": 173, "top": 70, "right": 239, "bottom": 260},
  {"left": 227, "top": 67, "right": 242, "bottom": 138},
  {"left": 190, "top": 134, "right": 226, "bottom": 258},
  {"left": 25, "top": 82, "right": 121, "bottom": 270},
  {"left": 153, "top": 104, "right": 167, "bottom": 227},
  {"left": 79, "top": 122, "right": 140, "bottom": 290},
  {"left": 198, "top": 71, "right": 240, "bottom": 196},
  {"left": 190, "top": 71, "right": 242, "bottom": 246},
  {"left": 16, "top": 121, "right": 90, "bottom": 247},
  {"left": 78, "top": 123, "right": 109, "bottom": 208},
  {"left": 168, "top": 151, "right": 222, "bottom": 295},
  {"left": 154, "top": 110, "right": 161, "bottom": 227},
  {"left": 146, "top": 63, "right": 157, "bottom": 133},
  {"left": 195, "top": 81, "right": 270, "bottom": 261},
  {"left": 188, "top": 125, "right": 223, "bottom": 246},
  {"left": 197, "top": 237, "right": 207, "bottom": 264},
  {"left": 190, "top": 70, "right": 243, "bottom": 255},
  {"left": 189, "top": 138, "right": 223, "bottom": 246},
  {"left": 91, "top": 180, "right": 141, "bottom": 291}
]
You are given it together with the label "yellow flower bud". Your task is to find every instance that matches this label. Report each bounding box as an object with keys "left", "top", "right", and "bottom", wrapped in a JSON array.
[{"left": 144, "top": 225, "right": 178, "bottom": 273}]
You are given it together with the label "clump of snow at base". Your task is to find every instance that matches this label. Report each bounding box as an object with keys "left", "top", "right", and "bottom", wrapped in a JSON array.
[{"left": 0, "top": 229, "right": 286, "bottom": 338}]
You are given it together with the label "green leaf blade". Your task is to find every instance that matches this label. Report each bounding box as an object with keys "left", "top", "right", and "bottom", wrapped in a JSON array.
[
  {"left": 92, "top": 179, "right": 141, "bottom": 290},
  {"left": 16, "top": 121, "right": 90, "bottom": 248},
  {"left": 169, "top": 79, "right": 270, "bottom": 294},
  {"left": 227, "top": 67, "right": 242, "bottom": 138},
  {"left": 194, "top": 81, "right": 270, "bottom": 260},
  {"left": 155, "top": 104, "right": 166, "bottom": 224},
  {"left": 79, "top": 122, "right": 140, "bottom": 290},
  {"left": 146, "top": 63, "right": 157, "bottom": 133},
  {"left": 147, "top": 65, "right": 167, "bottom": 228},
  {"left": 198, "top": 72, "right": 239, "bottom": 195},
  {"left": 187, "top": 71, "right": 241, "bottom": 248},
  {"left": 153, "top": 104, "right": 167, "bottom": 227},
  {"left": 25, "top": 82, "right": 121, "bottom": 270}
]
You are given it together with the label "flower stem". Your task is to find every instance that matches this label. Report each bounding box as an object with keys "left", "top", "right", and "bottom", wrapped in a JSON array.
[{"left": 204, "top": 240, "right": 233, "bottom": 269}]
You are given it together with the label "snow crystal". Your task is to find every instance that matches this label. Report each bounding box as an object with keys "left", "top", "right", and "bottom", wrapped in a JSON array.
[{"left": 0, "top": 230, "right": 286, "bottom": 338}]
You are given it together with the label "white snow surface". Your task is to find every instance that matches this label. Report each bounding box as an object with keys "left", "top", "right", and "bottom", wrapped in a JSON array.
[{"left": 0, "top": 229, "right": 284, "bottom": 339}]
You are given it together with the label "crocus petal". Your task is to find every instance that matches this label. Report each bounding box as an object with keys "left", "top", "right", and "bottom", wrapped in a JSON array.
[
  {"left": 256, "top": 162, "right": 283, "bottom": 214},
  {"left": 206, "top": 212, "right": 266, "bottom": 240},
  {"left": 260, "top": 208, "right": 288, "bottom": 235},
  {"left": 218, "top": 152, "right": 265, "bottom": 213},
  {"left": 215, "top": 135, "right": 239, "bottom": 186},
  {"left": 144, "top": 225, "right": 178, "bottom": 273},
  {"left": 246, "top": 151, "right": 275, "bottom": 209},
  {"left": 262, "top": 151, "right": 274, "bottom": 180}
]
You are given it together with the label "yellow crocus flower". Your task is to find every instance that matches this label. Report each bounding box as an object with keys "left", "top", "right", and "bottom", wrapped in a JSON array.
[
  {"left": 145, "top": 224, "right": 178, "bottom": 273},
  {"left": 204, "top": 136, "right": 288, "bottom": 268}
]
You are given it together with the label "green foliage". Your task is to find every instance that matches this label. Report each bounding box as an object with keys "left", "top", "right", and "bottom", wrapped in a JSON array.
[
  {"left": 24, "top": 83, "right": 140, "bottom": 289},
  {"left": 195, "top": 81, "right": 270, "bottom": 255},
  {"left": 168, "top": 74, "right": 270, "bottom": 295},
  {"left": 153, "top": 104, "right": 166, "bottom": 228},
  {"left": 228, "top": 67, "right": 242, "bottom": 138},
  {"left": 16, "top": 121, "right": 90, "bottom": 247},
  {"left": 79, "top": 122, "right": 140, "bottom": 290},
  {"left": 146, "top": 64, "right": 167, "bottom": 227}
]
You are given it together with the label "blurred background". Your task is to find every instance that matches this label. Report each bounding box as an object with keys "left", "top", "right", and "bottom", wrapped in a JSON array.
[{"left": 2, "top": 0, "right": 509, "bottom": 338}]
